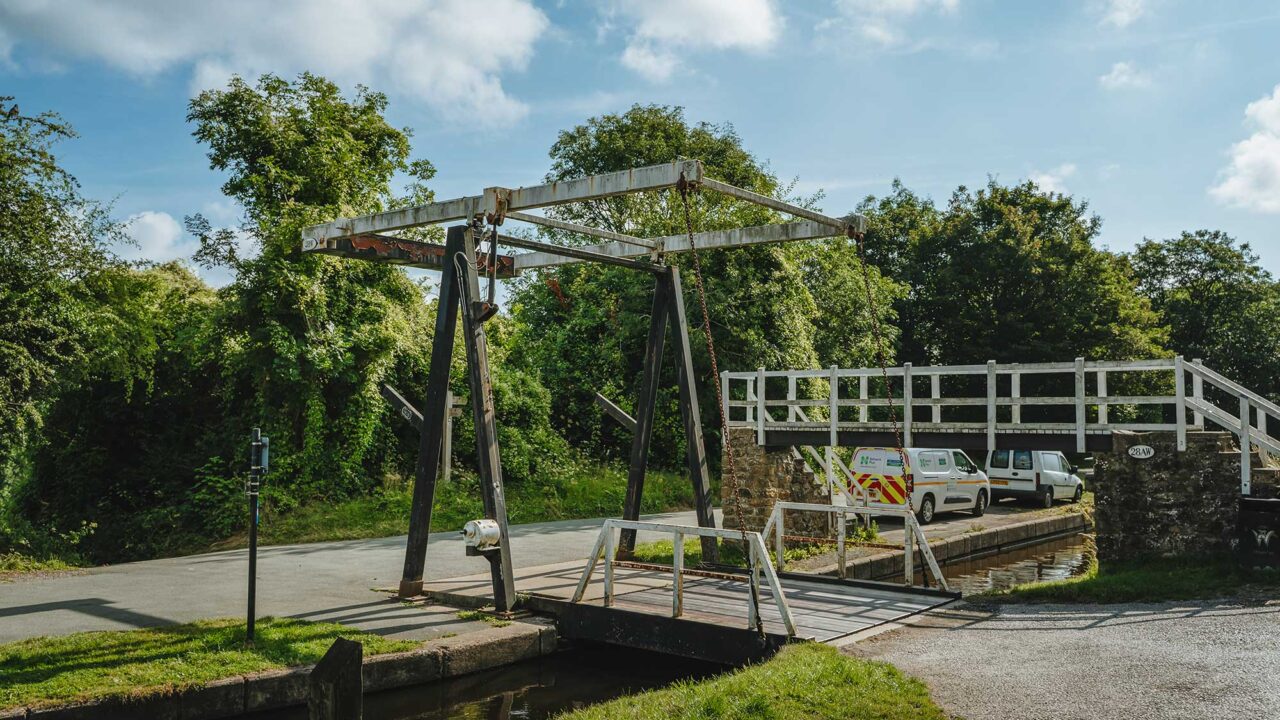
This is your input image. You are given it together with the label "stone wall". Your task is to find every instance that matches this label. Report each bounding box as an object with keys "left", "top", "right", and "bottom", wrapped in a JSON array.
[
  {"left": 721, "top": 428, "right": 829, "bottom": 538},
  {"left": 1094, "top": 430, "right": 1276, "bottom": 562}
]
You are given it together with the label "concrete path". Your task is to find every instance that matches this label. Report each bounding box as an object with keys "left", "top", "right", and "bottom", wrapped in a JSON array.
[
  {"left": 0, "top": 510, "right": 711, "bottom": 644},
  {"left": 848, "top": 600, "right": 1280, "bottom": 720}
]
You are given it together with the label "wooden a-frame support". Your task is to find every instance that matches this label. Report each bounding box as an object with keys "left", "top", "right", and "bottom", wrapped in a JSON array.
[{"left": 397, "top": 225, "right": 719, "bottom": 604}]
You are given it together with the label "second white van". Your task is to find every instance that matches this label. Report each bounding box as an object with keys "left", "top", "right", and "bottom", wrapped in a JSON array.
[{"left": 984, "top": 449, "right": 1085, "bottom": 508}]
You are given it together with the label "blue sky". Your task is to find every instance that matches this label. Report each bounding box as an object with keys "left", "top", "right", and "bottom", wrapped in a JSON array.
[{"left": 3, "top": 0, "right": 1279, "bottom": 284}]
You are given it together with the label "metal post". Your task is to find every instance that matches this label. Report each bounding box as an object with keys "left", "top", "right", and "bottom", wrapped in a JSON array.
[
  {"left": 756, "top": 367, "right": 766, "bottom": 445},
  {"left": 903, "top": 514, "right": 914, "bottom": 585},
  {"left": 836, "top": 512, "right": 847, "bottom": 579},
  {"left": 457, "top": 227, "right": 516, "bottom": 612},
  {"left": 986, "top": 361, "right": 997, "bottom": 454},
  {"left": 787, "top": 375, "right": 797, "bottom": 422},
  {"left": 858, "top": 375, "right": 868, "bottom": 423},
  {"left": 1097, "top": 370, "right": 1108, "bottom": 426},
  {"left": 775, "top": 507, "right": 785, "bottom": 572},
  {"left": 399, "top": 229, "right": 463, "bottom": 598},
  {"left": 1174, "top": 356, "right": 1186, "bottom": 451},
  {"left": 1241, "top": 396, "right": 1252, "bottom": 496},
  {"left": 603, "top": 527, "right": 615, "bottom": 608},
  {"left": 672, "top": 531, "right": 684, "bottom": 618},
  {"left": 931, "top": 373, "right": 941, "bottom": 424},
  {"left": 1010, "top": 365, "right": 1020, "bottom": 425},
  {"left": 619, "top": 276, "right": 669, "bottom": 556},
  {"left": 665, "top": 268, "right": 719, "bottom": 561},
  {"left": 1191, "top": 359, "right": 1204, "bottom": 428},
  {"left": 1074, "top": 358, "right": 1086, "bottom": 454},
  {"left": 829, "top": 365, "right": 839, "bottom": 501},
  {"left": 247, "top": 428, "right": 268, "bottom": 645},
  {"left": 721, "top": 371, "right": 731, "bottom": 425},
  {"left": 903, "top": 362, "right": 913, "bottom": 447}
]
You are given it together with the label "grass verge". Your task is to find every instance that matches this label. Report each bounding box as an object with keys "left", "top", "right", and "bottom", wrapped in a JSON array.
[
  {"left": 0, "top": 552, "right": 76, "bottom": 580},
  {"left": 0, "top": 617, "right": 415, "bottom": 711},
  {"left": 979, "top": 554, "right": 1280, "bottom": 604},
  {"left": 558, "top": 643, "right": 947, "bottom": 720},
  {"left": 213, "top": 465, "right": 697, "bottom": 550}
]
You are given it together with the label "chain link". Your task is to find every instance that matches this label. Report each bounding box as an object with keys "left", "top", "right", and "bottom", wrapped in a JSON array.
[{"left": 676, "top": 179, "right": 764, "bottom": 635}]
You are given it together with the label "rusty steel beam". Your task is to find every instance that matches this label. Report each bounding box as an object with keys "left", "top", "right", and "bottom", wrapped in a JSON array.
[{"left": 307, "top": 233, "right": 516, "bottom": 279}]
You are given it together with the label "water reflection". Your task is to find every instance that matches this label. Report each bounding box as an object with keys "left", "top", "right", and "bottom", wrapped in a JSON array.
[{"left": 942, "top": 534, "right": 1095, "bottom": 595}]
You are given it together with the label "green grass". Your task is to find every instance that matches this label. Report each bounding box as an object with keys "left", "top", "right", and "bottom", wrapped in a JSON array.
[
  {"left": 980, "top": 554, "right": 1280, "bottom": 604},
  {"left": 557, "top": 643, "right": 947, "bottom": 720},
  {"left": 0, "top": 552, "right": 75, "bottom": 579},
  {"left": 213, "top": 464, "right": 696, "bottom": 550},
  {"left": 455, "top": 609, "right": 512, "bottom": 628},
  {"left": 0, "top": 617, "right": 415, "bottom": 711}
]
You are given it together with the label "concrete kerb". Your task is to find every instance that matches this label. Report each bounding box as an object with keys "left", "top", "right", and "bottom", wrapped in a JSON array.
[{"left": 5, "top": 619, "right": 558, "bottom": 720}]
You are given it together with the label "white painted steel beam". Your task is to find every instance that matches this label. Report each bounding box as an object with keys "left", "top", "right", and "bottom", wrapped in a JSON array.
[
  {"left": 511, "top": 219, "right": 845, "bottom": 271},
  {"left": 302, "top": 160, "right": 702, "bottom": 245}
]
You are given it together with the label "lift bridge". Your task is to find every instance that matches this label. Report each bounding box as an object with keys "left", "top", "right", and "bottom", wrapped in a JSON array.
[{"left": 303, "top": 158, "right": 1278, "bottom": 663}]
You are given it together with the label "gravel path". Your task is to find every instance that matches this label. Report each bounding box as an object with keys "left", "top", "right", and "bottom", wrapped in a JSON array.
[{"left": 848, "top": 599, "right": 1280, "bottom": 720}]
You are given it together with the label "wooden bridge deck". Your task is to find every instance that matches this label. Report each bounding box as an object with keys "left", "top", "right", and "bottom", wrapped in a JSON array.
[{"left": 422, "top": 560, "right": 955, "bottom": 661}]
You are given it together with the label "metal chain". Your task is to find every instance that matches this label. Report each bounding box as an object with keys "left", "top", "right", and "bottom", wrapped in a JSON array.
[
  {"left": 676, "top": 178, "right": 764, "bottom": 635},
  {"left": 853, "top": 233, "right": 936, "bottom": 585}
]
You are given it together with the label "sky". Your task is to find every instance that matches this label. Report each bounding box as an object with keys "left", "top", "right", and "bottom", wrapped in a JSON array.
[{"left": 2, "top": 0, "right": 1279, "bottom": 285}]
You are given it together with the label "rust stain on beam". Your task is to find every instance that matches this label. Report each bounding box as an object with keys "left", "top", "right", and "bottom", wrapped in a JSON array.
[{"left": 309, "top": 233, "right": 517, "bottom": 278}]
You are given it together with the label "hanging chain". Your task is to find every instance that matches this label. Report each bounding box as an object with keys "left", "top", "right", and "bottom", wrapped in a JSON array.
[{"left": 676, "top": 176, "right": 764, "bottom": 635}]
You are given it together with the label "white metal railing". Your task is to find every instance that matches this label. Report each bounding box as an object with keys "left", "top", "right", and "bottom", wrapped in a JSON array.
[
  {"left": 761, "top": 501, "right": 950, "bottom": 592},
  {"left": 723, "top": 357, "right": 1279, "bottom": 494},
  {"left": 570, "top": 519, "right": 797, "bottom": 636}
]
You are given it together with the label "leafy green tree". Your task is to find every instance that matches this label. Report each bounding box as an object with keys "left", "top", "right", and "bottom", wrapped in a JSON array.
[
  {"left": 510, "top": 105, "right": 897, "bottom": 466},
  {"left": 859, "top": 179, "right": 1165, "bottom": 365},
  {"left": 1131, "top": 231, "right": 1280, "bottom": 399}
]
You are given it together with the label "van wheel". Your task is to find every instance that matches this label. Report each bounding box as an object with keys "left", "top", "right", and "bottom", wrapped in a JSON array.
[
  {"left": 972, "top": 490, "right": 987, "bottom": 517},
  {"left": 917, "top": 495, "right": 936, "bottom": 525},
  {"left": 1072, "top": 486, "right": 1083, "bottom": 504},
  {"left": 1040, "top": 488, "right": 1054, "bottom": 509}
]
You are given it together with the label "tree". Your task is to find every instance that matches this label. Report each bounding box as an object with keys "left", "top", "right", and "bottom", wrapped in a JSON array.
[
  {"left": 859, "top": 179, "right": 1165, "bottom": 366},
  {"left": 1131, "top": 231, "right": 1280, "bottom": 399},
  {"left": 509, "top": 105, "right": 897, "bottom": 467},
  {"left": 184, "top": 73, "right": 438, "bottom": 503}
]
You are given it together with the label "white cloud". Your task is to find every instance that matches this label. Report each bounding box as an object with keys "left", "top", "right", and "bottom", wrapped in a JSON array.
[
  {"left": 605, "top": 0, "right": 781, "bottom": 82},
  {"left": 1029, "top": 163, "right": 1077, "bottom": 194},
  {"left": 0, "top": 0, "right": 548, "bottom": 124},
  {"left": 1098, "top": 61, "right": 1151, "bottom": 90},
  {"left": 1098, "top": 0, "right": 1146, "bottom": 29},
  {"left": 1210, "top": 84, "right": 1280, "bottom": 213},
  {"left": 123, "top": 211, "right": 186, "bottom": 262},
  {"left": 817, "top": 0, "right": 960, "bottom": 49}
]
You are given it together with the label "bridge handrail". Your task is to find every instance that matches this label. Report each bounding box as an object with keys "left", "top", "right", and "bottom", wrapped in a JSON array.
[
  {"left": 761, "top": 501, "right": 950, "bottom": 592},
  {"left": 722, "top": 357, "right": 1280, "bottom": 495},
  {"left": 569, "top": 519, "right": 797, "bottom": 636}
]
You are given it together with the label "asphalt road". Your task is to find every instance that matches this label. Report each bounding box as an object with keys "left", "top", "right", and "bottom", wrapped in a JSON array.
[
  {"left": 0, "top": 510, "right": 712, "bottom": 643},
  {"left": 849, "top": 600, "right": 1280, "bottom": 720}
]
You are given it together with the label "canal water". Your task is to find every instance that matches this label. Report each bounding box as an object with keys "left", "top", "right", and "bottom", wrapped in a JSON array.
[
  {"left": 251, "top": 643, "right": 725, "bottom": 720},
  {"left": 940, "top": 533, "right": 1095, "bottom": 595},
  {"left": 256, "top": 534, "right": 1093, "bottom": 719}
]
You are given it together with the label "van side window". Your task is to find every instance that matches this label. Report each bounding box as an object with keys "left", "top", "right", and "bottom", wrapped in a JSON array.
[
  {"left": 952, "top": 451, "right": 973, "bottom": 472},
  {"left": 1013, "top": 450, "right": 1033, "bottom": 470},
  {"left": 1041, "top": 453, "right": 1061, "bottom": 472},
  {"left": 990, "top": 450, "right": 1010, "bottom": 468}
]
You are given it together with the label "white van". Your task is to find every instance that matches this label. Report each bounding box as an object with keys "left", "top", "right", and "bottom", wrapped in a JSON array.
[
  {"left": 850, "top": 447, "right": 990, "bottom": 525},
  {"left": 984, "top": 449, "right": 1084, "bottom": 508}
]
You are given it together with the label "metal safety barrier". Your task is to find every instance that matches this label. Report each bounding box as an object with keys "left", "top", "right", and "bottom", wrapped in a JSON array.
[{"left": 570, "top": 519, "right": 797, "bottom": 636}]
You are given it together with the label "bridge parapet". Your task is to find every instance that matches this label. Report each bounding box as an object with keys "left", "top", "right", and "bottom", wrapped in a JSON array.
[{"left": 722, "top": 357, "right": 1280, "bottom": 495}]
